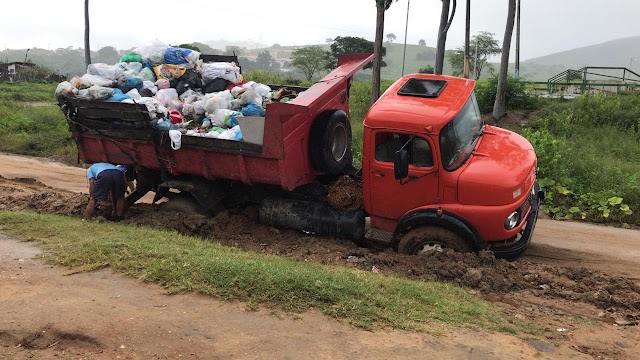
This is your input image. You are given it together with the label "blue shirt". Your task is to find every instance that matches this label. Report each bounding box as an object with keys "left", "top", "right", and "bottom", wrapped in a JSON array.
[{"left": 87, "top": 163, "right": 118, "bottom": 180}]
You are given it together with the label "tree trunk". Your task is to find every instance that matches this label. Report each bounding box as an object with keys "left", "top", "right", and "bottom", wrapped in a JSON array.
[
  {"left": 435, "top": 0, "right": 456, "bottom": 75},
  {"left": 492, "top": 0, "right": 516, "bottom": 121},
  {"left": 84, "top": 0, "right": 91, "bottom": 68},
  {"left": 372, "top": 3, "right": 385, "bottom": 105},
  {"left": 435, "top": 0, "right": 450, "bottom": 75},
  {"left": 463, "top": 0, "right": 470, "bottom": 78}
]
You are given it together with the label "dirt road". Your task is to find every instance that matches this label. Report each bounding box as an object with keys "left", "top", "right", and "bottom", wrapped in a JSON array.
[{"left": 1, "top": 152, "right": 639, "bottom": 359}]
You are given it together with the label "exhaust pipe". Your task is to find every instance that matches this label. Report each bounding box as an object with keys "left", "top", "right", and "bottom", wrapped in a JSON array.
[{"left": 259, "top": 198, "right": 365, "bottom": 241}]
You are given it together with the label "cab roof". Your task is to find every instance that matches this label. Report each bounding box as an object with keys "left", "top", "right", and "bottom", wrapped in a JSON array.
[{"left": 364, "top": 73, "right": 476, "bottom": 134}]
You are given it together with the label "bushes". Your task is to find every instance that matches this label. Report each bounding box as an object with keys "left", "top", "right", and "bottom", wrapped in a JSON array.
[
  {"left": 523, "top": 92, "right": 640, "bottom": 225},
  {"left": 475, "top": 75, "right": 540, "bottom": 114},
  {"left": 244, "top": 70, "right": 301, "bottom": 87}
]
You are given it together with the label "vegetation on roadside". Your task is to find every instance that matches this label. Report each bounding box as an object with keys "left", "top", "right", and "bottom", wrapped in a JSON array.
[
  {"left": 0, "top": 94, "right": 75, "bottom": 159},
  {"left": 0, "top": 82, "right": 57, "bottom": 102},
  {"left": 0, "top": 211, "right": 502, "bottom": 332},
  {"left": 522, "top": 92, "right": 640, "bottom": 225}
]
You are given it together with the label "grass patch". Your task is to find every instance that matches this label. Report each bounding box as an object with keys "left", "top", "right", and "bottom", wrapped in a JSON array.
[
  {"left": 0, "top": 101, "right": 75, "bottom": 159},
  {"left": 0, "top": 82, "right": 57, "bottom": 102},
  {"left": 0, "top": 82, "right": 74, "bottom": 160},
  {"left": 0, "top": 210, "right": 502, "bottom": 332}
]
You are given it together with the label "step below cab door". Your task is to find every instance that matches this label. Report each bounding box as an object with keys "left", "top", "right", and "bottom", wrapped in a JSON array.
[{"left": 366, "top": 131, "right": 439, "bottom": 228}]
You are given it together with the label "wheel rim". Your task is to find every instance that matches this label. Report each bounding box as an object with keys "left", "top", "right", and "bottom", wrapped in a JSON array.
[
  {"left": 330, "top": 123, "right": 348, "bottom": 163},
  {"left": 416, "top": 242, "right": 445, "bottom": 255}
]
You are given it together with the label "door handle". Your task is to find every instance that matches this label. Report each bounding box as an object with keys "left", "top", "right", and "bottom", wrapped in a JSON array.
[{"left": 372, "top": 170, "right": 385, "bottom": 177}]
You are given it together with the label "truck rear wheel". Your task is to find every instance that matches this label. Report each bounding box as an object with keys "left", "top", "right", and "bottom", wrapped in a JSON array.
[
  {"left": 310, "top": 110, "right": 352, "bottom": 174},
  {"left": 398, "top": 226, "right": 472, "bottom": 255}
]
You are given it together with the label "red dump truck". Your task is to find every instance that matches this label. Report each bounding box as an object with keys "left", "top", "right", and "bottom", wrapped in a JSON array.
[{"left": 60, "top": 53, "right": 543, "bottom": 260}]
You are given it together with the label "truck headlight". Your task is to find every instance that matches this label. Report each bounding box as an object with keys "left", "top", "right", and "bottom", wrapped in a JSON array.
[{"left": 505, "top": 212, "right": 520, "bottom": 230}]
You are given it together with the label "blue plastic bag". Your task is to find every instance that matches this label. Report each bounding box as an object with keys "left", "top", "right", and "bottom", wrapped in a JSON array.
[
  {"left": 124, "top": 77, "right": 144, "bottom": 90},
  {"left": 155, "top": 118, "right": 175, "bottom": 131},
  {"left": 108, "top": 88, "right": 130, "bottom": 102},
  {"left": 241, "top": 101, "right": 266, "bottom": 117},
  {"left": 164, "top": 47, "right": 196, "bottom": 65}
]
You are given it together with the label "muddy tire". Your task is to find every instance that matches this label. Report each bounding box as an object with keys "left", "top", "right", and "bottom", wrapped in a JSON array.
[
  {"left": 398, "top": 226, "right": 472, "bottom": 255},
  {"left": 309, "top": 110, "right": 352, "bottom": 175}
]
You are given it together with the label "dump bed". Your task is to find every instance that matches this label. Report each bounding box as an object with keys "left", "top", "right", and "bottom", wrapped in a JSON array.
[{"left": 62, "top": 53, "right": 373, "bottom": 191}]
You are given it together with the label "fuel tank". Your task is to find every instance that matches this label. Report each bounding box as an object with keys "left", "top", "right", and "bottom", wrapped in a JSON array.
[{"left": 259, "top": 198, "right": 365, "bottom": 241}]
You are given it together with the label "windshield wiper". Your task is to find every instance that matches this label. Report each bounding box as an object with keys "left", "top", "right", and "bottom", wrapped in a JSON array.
[{"left": 472, "top": 124, "right": 485, "bottom": 142}]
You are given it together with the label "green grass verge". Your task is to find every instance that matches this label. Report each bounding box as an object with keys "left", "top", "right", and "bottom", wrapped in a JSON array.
[
  {"left": 0, "top": 82, "right": 57, "bottom": 102},
  {"left": 0, "top": 82, "right": 75, "bottom": 160},
  {"left": 0, "top": 211, "right": 501, "bottom": 332},
  {"left": 0, "top": 102, "right": 75, "bottom": 158}
]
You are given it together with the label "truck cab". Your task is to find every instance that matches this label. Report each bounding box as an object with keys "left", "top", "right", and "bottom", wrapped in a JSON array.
[{"left": 362, "top": 74, "right": 543, "bottom": 260}]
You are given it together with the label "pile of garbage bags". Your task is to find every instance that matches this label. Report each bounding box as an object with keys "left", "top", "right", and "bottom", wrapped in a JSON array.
[{"left": 55, "top": 40, "right": 296, "bottom": 142}]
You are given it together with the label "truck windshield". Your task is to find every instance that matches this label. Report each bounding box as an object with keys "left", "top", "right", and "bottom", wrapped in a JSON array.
[{"left": 439, "top": 93, "right": 483, "bottom": 171}]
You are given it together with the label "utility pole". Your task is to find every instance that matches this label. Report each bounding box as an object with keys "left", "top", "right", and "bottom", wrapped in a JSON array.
[
  {"left": 24, "top": 49, "right": 30, "bottom": 63},
  {"left": 515, "top": 0, "right": 521, "bottom": 80},
  {"left": 402, "top": 0, "right": 411, "bottom": 76},
  {"left": 463, "top": 0, "right": 470, "bottom": 78}
]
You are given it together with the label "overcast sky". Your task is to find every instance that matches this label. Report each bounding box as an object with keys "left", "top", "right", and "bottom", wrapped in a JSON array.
[{"left": 1, "top": 0, "right": 639, "bottom": 60}]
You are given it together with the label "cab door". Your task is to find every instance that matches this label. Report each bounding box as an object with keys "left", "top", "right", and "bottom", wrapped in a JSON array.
[{"left": 368, "top": 131, "right": 439, "bottom": 223}]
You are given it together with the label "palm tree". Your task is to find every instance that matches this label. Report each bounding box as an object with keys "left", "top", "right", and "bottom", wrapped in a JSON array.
[
  {"left": 84, "top": 0, "right": 91, "bottom": 68},
  {"left": 492, "top": 0, "right": 516, "bottom": 121},
  {"left": 435, "top": 0, "right": 456, "bottom": 74},
  {"left": 372, "top": 0, "right": 396, "bottom": 105}
]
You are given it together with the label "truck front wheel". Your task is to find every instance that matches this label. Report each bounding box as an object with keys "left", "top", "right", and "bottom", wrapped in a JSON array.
[
  {"left": 398, "top": 226, "right": 472, "bottom": 255},
  {"left": 310, "top": 110, "right": 352, "bottom": 174}
]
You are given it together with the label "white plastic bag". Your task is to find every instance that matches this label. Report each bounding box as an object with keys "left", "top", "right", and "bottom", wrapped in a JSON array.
[
  {"left": 134, "top": 39, "right": 168, "bottom": 63},
  {"left": 155, "top": 88, "right": 179, "bottom": 106},
  {"left": 55, "top": 82, "right": 78, "bottom": 98},
  {"left": 179, "top": 89, "right": 197, "bottom": 101},
  {"left": 69, "top": 76, "right": 91, "bottom": 90},
  {"left": 169, "top": 130, "right": 182, "bottom": 150},
  {"left": 119, "top": 62, "right": 143, "bottom": 76},
  {"left": 211, "top": 109, "right": 242, "bottom": 128},
  {"left": 87, "top": 63, "right": 123, "bottom": 80},
  {"left": 201, "top": 62, "right": 241, "bottom": 83},
  {"left": 76, "top": 89, "right": 90, "bottom": 100},
  {"left": 87, "top": 86, "right": 115, "bottom": 100},
  {"left": 81, "top": 73, "right": 115, "bottom": 87},
  {"left": 240, "top": 89, "right": 262, "bottom": 106},
  {"left": 143, "top": 80, "right": 158, "bottom": 94},
  {"left": 218, "top": 125, "right": 242, "bottom": 141},
  {"left": 126, "top": 88, "right": 142, "bottom": 100},
  {"left": 230, "top": 86, "right": 245, "bottom": 98},
  {"left": 193, "top": 100, "right": 206, "bottom": 115},
  {"left": 254, "top": 84, "right": 272, "bottom": 98}
]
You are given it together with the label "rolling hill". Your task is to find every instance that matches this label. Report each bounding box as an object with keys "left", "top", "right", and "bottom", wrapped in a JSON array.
[{"left": 523, "top": 36, "right": 640, "bottom": 68}]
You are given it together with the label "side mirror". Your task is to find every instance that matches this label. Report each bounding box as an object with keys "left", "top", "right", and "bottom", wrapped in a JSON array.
[{"left": 394, "top": 149, "right": 409, "bottom": 180}]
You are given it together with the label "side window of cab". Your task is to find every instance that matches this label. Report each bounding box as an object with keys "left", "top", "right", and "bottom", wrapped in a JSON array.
[{"left": 374, "top": 132, "right": 434, "bottom": 167}]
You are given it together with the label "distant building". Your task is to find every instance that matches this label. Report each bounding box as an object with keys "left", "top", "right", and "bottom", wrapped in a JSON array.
[{"left": 0, "top": 62, "right": 36, "bottom": 81}]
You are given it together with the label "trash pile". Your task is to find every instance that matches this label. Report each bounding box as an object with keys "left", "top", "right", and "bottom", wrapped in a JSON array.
[{"left": 55, "top": 40, "right": 300, "bottom": 143}]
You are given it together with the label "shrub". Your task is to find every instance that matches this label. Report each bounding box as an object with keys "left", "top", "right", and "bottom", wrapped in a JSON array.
[
  {"left": 244, "top": 70, "right": 301, "bottom": 86},
  {"left": 475, "top": 75, "right": 540, "bottom": 114}
]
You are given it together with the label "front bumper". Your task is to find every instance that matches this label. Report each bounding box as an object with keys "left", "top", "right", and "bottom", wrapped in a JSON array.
[{"left": 490, "top": 184, "right": 544, "bottom": 261}]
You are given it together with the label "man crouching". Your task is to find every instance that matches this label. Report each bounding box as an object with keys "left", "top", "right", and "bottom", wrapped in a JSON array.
[{"left": 85, "top": 162, "right": 126, "bottom": 221}]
